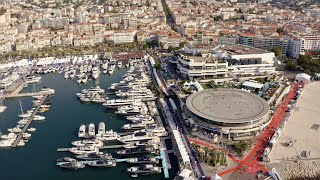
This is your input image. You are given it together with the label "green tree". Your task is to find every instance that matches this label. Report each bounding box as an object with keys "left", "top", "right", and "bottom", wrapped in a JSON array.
[
  {"left": 154, "top": 62, "right": 161, "bottom": 70},
  {"left": 272, "top": 46, "right": 283, "bottom": 57},
  {"left": 297, "top": 54, "right": 312, "bottom": 66}
]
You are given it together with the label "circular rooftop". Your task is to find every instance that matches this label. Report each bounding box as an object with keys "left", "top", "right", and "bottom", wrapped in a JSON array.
[{"left": 186, "top": 89, "right": 269, "bottom": 124}]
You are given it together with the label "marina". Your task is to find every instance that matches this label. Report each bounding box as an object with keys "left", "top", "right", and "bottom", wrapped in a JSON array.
[
  {"left": 0, "top": 56, "right": 179, "bottom": 180},
  {"left": 55, "top": 59, "right": 173, "bottom": 178}
]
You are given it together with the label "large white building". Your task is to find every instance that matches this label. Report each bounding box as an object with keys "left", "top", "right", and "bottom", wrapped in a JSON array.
[
  {"left": 177, "top": 45, "right": 276, "bottom": 79},
  {"left": 285, "top": 34, "right": 320, "bottom": 58},
  {"left": 113, "top": 30, "right": 137, "bottom": 44}
]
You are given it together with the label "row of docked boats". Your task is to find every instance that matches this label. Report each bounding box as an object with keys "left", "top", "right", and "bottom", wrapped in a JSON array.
[
  {"left": 57, "top": 60, "right": 163, "bottom": 177},
  {"left": 0, "top": 91, "right": 53, "bottom": 148},
  {"left": 63, "top": 59, "right": 125, "bottom": 85},
  {"left": 105, "top": 61, "right": 164, "bottom": 177}
]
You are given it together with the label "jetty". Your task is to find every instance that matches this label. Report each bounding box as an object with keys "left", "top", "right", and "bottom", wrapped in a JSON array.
[
  {"left": 12, "top": 94, "right": 49, "bottom": 147},
  {"left": 0, "top": 91, "right": 54, "bottom": 98}
]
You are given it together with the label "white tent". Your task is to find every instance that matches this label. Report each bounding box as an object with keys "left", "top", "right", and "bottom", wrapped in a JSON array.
[
  {"left": 295, "top": 73, "right": 311, "bottom": 84},
  {"left": 211, "top": 173, "right": 222, "bottom": 180},
  {"left": 179, "top": 169, "right": 194, "bottom": 179}
]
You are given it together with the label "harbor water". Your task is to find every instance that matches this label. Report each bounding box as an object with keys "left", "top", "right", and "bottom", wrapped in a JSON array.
[{"left": 0, "top": 69, "right": 178, "bottom": 180}]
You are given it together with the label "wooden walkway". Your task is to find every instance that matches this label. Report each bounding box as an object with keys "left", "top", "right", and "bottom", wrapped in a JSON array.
[
  {"left": 11, "top": 94, "right": 49, "bottom": 147},
  {"left": 0, "top": 91, "right": 54, "bottom": 98}
]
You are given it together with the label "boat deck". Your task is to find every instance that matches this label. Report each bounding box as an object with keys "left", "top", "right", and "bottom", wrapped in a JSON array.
[{"left": 12, "top": 94, "right": 49, "bottom": 147}]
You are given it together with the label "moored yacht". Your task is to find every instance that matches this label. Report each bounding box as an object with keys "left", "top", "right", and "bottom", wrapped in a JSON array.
[
  {"left": 127, "top": 164, "right": 161, "bottom": 177},
  {"left": 88, "top": 123, "right": 95, "bottom": 137},
  {"left": 75, "top": 152, "right": 112, "bottom": 160},
  {"left": 87, "top": 159, "right": 116, "bottom": 167},
  {"left": 71, "top": 139, "right": 103, "bottom": 147},
  {"left": 102, "top": 98, "right": 139, "bottom": 108},
  {"left": 58, "top": 161, "right": 85, "bottom": 170},
  {"left": 126, "top": 156, "right": 159, "bottom": 164},
  {"left": 69, "top": 146, "right": 99, "bottom": 155},
  {"left": 118, "top": 131, "right": 155, "bottom": 143},
  {"left": 116, "top": 147, "right": 157, "bottom": 156},
  {"left": 81, "top": 75, "right": 88, "bottom": 84},
  {"left": 78, "top": 125, "right": 86, "bottom": 138},
  {"left": 97, "top": 122, "right": 105, "bottom": 136}
]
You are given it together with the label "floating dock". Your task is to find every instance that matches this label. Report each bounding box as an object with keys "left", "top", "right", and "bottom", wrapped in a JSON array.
[{"left": 12, "top": 94, "right": 49, "bottom": 147}]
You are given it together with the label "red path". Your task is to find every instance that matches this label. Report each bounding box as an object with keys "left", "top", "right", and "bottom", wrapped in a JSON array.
[{"left": 189, "top": 84, "right": 299, "bottom": 177}]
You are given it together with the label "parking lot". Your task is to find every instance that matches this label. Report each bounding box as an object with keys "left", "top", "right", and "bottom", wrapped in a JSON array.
[{"left": 269, "top": 82, "right": 320, "bottom": 162}]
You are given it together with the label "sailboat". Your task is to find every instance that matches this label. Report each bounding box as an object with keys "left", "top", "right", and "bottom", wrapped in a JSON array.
[{"left": 18, "top": 100, "right": 32, "bottom": 118}]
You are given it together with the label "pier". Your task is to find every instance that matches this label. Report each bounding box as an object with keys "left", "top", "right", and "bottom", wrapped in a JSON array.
[
  {"left": 0, "top": 91, "right": 54, "bottom": 98},
  {"left": 11, "top": 94, "right": 49, "bottom": 147}
]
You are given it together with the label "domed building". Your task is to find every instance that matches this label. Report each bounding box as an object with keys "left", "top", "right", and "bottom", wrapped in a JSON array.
[{"left": 185, "top": 89, "right": 270, "bottom": 138}]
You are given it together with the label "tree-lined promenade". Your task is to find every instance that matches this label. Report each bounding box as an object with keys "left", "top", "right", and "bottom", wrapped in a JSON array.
[{"left": 0, "top": 42, "right": 147, "bottom": 62}]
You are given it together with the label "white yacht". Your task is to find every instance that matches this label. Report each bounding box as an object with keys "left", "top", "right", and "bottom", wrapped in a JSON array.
[
  {"left": 108, "top": 64, "right": 115, "bottom": 74},
  {"left": 27, "top": 127, "right": 36, "bottom": 132},
  {"left": 18, "top": 100, "right": 32, "bottom": 118},
  {"left": 126, "top": 115, "right": 151, "bottom": 122},
  {"left": 33, "top": 115, "right": 45, "bottom": 121},
  {"left": 122, "top": 123, "right": 148, "bottom": 130},
  {"left": 78, "top": 125, "right": 86, "bottom": 138},
  {"left": 69, "top": 146, "right": 99, "bottom": 155},
  {"left": 143, "top": 127, "right": 168, "bottom": 137},
  {"left": 69, "top": 70, "right": 76, "bottom": 78},
  {"left": 81, "top": 86, "right": 105, "bottom": 94},
  {"left": 41, "top": 87, "right": 55, "bottom": 94},
  {"left": 17, "top": 119, "right": 28, "bottom": 125},
  {"left": 64, "top": 72, "right": 70, "bottom": 79},
  {"left": 115, "top": 105, "right": 148, "bottom": 116},
  {"left": 102, "top": 62, "right": 109, "bottom": 70},
  {"left": 8, "top": 127, "right": 22, "bottom": 133},
  {"left": 81, "top": 75, "right": 88, "bottom": 84},
  {"left": 76, "top": 74, "right": 83, "bottom": 84},
  {"left": 95, "top": 129, "right": 119, "bottom": 141},
  {"left": 17, "top": 140, "right": 25, "bottom": 147},
  {"left": 97, "top": 122, "right": 105, "bottom": 136},
  {"left": 0, "top": 139, "right": 14, "bottom": 147},
  {"left": 24, "top": 76, "right": 42, "bottom": 84},
  {"left": 91, "top": 66, "right": 100, "bottom": 80},
  {"left": 0, "top": 105, "right": 7, "bottom": 113},
  {"left": 72, "top": 139, "right": 103, "bottom": 147},
  {"left": 118, "top": 131, "right": 156, "bottom": 144},
  {"left": 1, "top": 132, "right": 17, "bottom": 140},
  {"left": 102, "top": 98, "right": 139, "bottom": 108},
  {"left": 117, "top": 61, "right": 122, "bottom": 68},
  {"left": 88, "top": 123, "right": 95, "bottom": 137}
]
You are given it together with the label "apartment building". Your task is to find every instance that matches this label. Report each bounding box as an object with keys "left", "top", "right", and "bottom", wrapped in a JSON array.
[
  {"left": 285, "top": 34, "right": 320, "bottom": 58},
  {"left": 218, "top": 35, "right": 238, "bottom": 46},
  {"left": 238, "top": 33, "right": 288, "bottom": 52},
  {"left": 113, "top": 30, "right": 137, "bottom": 44},
  {"left": 177, "top": 45, "right": 276, "bottom": 80}
]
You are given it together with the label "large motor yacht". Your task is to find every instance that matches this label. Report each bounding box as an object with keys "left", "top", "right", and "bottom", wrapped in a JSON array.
[{"left": 118, "top": 131, "right": 155, "bottom": 143}]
